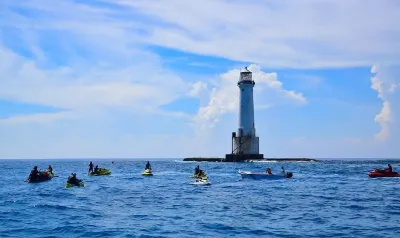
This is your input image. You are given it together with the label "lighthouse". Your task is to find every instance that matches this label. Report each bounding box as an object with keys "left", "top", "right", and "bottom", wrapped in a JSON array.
[
  {"left": 225, "top": 67, "right": 264, "bottom": 161},
  {"left": 183, "top": 67, "right": 315, "bottom": 162}
]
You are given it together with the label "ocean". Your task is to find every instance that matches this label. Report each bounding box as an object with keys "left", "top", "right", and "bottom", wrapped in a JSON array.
[{"left": 0, "top": 159, "right": 399, "bottom": 238}]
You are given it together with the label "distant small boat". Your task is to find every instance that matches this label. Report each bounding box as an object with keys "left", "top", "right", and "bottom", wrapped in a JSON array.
[{"left": 238, "top": 170, "right": 293, "bottom": 180}]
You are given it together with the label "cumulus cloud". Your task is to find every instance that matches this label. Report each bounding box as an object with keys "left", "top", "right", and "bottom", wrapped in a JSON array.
[
  {"left": 187, "top": 81, "right": 209, "bottom": 100},
  {"left": 194, "top": 64, "right": 306, "bottom": 127},
  {"left": 370, "top": 64, "right": 400, "bottom": 142}
]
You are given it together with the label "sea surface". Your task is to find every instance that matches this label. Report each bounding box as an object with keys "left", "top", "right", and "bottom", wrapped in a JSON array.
[{"left": 0, "top": 159, "right": 399, "bottom": 238}]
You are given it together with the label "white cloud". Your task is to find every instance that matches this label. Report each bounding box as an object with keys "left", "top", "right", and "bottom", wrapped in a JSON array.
[
  {"left": 194, "top": 64, "right": 306, "bottom": 128},
  {"left": 374, "top": 101, "right": 391, "bottom": 141},
  {"left": 3, "top": 0, "right": 399, "bottom": 69},
  {"left": 370, "top": 64, "right": 400, "bottom": 142},
  {"left": 101, "top": 0, "right": 400, "bottom": 68},
  {"left": 0, "top": 46, "right": 193, "bottom": 121},
  {"left": 187, "top": 81, "right": 209, "bottom": 99}
]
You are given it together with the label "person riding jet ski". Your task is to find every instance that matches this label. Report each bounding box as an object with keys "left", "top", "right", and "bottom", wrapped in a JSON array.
[
  {"left": 88, "top": 161, "right": 94, "bottom": 174},
  {"left": 196, "top": 170, "right": 207, "bottom": 180},
  {"left": 194, "top": 165, "right": 200, "bottom": 175},
  {"left": 29, "top": 166, "right": 40, "bottom": 181},
  {"left": 386, "top": 164, "right": 393, "bottom": 173},
  {"left": 145, "top": 161, "right": 151, "bottom": 170},
  {"left": 266, "top": 168, "right": 272, "bottom": 175},
  {"left": 67, "top": 173, "right": 82, "bottom": 186},
  {"left": 47, "top": 165, "right": 53, "bottom": 175}
]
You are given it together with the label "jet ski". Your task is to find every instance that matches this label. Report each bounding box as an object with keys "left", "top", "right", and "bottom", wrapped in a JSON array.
[
  {"left": 65, "top": 181, "right": 85, "bottom": 188},
  {"left": 368, "top": 169, "right": 400, "bottom": 178},
  {"left": 89, "top": 168, "right": 111, "bottom": 176},
  {"left": 193, "top": 178, "right": 211, "bottom": 185},
  {"left": 191, "top": 173, "right": 200, "bottom": 178},
  {"left": 25, "top": 171, "right": 54, "bottom": 183},
  {"left": 238, "top": 170, "right": 293, "bottom": 180},
  {"left": 142, "top": 169, "right": 153, "bottom": 176}
]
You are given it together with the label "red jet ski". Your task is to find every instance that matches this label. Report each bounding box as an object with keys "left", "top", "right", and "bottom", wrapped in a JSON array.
[{"left": 368, "top": 169, "right": 400, "bottom": 178}]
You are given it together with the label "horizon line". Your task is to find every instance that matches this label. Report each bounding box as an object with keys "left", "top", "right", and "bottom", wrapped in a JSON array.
[{"left": 0, "top": 157, "right": 399, "bottom": 160}]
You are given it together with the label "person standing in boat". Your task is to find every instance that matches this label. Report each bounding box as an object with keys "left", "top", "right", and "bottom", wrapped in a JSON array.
[{"left": 88, "top": 161, "right": 94, "bottom": 174}]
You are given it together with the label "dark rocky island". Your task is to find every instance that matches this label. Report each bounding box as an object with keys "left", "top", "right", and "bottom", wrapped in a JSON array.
[{"left": 183, "top": 157, "right": 320, "bottom": 162}]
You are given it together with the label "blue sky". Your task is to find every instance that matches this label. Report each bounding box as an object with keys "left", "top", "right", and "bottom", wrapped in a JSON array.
[{"left": 0, "top": 0, "right": 399, "bottom": 159}]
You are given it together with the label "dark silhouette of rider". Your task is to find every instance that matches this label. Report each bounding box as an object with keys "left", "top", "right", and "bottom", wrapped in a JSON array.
[
  {"left": 67, "top": 173, "right": 81, "bottom": 185},
  {"left": 145, "top": 161, "right": 151, "bottom": 170},
  {"left": 386, "top": 164, "right": 393, "bottom": 173},
  {"left": 29, "top": 166, "right": 39, "bottom": 180},
  {"left": 88, "top": 161, "right": 94, "bottom": 174}
]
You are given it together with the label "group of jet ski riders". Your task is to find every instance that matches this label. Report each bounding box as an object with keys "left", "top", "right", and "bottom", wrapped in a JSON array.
[
  {"left": 28, "top": 161, "right": 105, "bottom": 185},
  {"left": 28, "top": 162, "right": 396, "bottom": 185},
  {"left": 28, "top": 162, "right": 207, "bottom": 184}
]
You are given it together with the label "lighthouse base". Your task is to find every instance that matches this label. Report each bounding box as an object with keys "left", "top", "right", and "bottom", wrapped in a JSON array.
[{"left": 224, "top": 154, "right": 264, "bottom": 162}]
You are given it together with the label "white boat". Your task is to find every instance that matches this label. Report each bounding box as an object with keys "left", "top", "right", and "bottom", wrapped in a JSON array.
[{"left": 238, "top": 170, "right": 293, "bottom": 180}]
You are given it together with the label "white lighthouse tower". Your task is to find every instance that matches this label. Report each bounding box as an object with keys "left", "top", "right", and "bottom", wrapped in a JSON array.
[{"left": 225, "top": 67, "right": 263, "bottom": 161}]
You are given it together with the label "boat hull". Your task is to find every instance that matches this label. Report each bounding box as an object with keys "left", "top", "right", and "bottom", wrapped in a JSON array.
[
  {"left": 89, "top": 168, "right": 111, "bottom": 176},
  {"left": 65, "top": 182, "right": 85, "bottom": 188},
  {"left": 239, "top": 170, "right": 293, "bottom": 180},
  {"left": 25, "top": 172, "right": 54, "bottom": 183},
  {"left": 368, "top": 170, "right": 400, "bottom": 178},
  {"left": 193, "top": 180, "right": 211, "bottom": 185}
]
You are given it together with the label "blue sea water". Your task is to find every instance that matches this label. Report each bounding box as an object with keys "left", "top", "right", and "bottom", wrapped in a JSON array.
[{"left": 0, "top": 159, "right": 399, "bottom": 238}]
